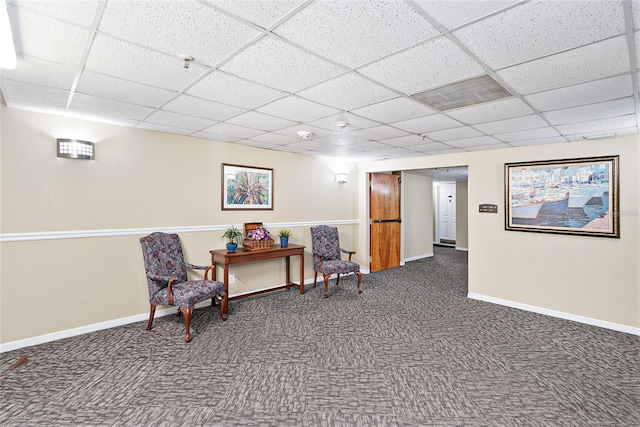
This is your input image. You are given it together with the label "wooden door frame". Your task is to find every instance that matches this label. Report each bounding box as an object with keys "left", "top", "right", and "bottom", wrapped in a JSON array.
[{"left": 368, "top": 171, "right": 403, "bottom": 271}]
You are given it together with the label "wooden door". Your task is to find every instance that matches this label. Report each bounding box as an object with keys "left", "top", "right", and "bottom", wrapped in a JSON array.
[{"left": 370, "top": 173, "right": 401, "bottom": 272}]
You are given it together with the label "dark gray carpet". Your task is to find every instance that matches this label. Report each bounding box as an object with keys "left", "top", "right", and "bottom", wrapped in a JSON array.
[{"left": 1, "top": 247, "right": 639, "bottom": 426}]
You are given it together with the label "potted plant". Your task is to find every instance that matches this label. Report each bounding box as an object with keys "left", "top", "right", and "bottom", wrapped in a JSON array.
[
  {"left": 278, "top": 229, "right": 291, "bottom": 248},
  {"left": 221, "top": 225, "right": 242, "bottom": 252}
]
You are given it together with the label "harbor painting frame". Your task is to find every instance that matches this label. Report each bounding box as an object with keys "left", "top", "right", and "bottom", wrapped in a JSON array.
[
  {"left": 505, "top": 156, "right": 619, "bottom": 238},
  {"left": 222, "top": 163, "right": 273, "bottom": 211}
]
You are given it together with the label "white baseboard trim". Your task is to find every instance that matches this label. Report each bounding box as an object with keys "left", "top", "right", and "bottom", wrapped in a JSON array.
[
  {"left": 455, "top": 247, "right": 468, "bottom": 252},
  {"left": 0, "top": 302, "right": 211, "bottom": 353},
  {"left": 405, "top": 253, "right": 434, "bottom": 262},
  {"left": 0, "top": 276, "right": 359, "bottom": 353},
  {"left": 467, "top": 292, "right": 640, "bottom": 336}
]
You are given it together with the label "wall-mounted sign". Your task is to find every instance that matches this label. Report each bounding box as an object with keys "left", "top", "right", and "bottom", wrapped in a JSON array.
[{"left": 479, "top": 204, "right": 498, "bottom": 213}]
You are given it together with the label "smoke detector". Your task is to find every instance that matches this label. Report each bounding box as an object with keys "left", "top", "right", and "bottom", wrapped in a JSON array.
[
  {"left": 297, "top": 130, "right": 313, "bottom": 139},
  {"left": 335, "top": 121, "right": 349, "bottom": 130},
  {"left": 178, "top": 54, "right": 194, "bottom": 69}
]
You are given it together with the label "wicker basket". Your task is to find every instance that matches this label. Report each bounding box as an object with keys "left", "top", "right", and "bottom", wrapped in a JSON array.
[
  {"left": 242, "top": 237, "right": 274, "bottom": 251},
  {"left": 242, "top": 222, "right": 274, "bottom": 251}
]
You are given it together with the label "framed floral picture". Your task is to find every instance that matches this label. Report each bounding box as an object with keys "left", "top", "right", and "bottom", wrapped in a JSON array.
[
  {"left": 222, "top": 163, "right": 273, "bottom": 210},
  {"left": 505, "top": 155, "right": 619, "bottom": 238}
]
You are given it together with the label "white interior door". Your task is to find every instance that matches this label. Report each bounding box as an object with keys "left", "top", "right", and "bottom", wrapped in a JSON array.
[{"left": 437, "top": 183, "right": 456, "bottom": 243}]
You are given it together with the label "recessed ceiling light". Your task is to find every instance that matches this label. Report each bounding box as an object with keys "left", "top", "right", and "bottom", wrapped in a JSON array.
[
  {"left": 335, "top": 121, "right": 349, "bottom": 130},
  {"left": 412, "top": 74, "right": 512, "bottom": 111}
]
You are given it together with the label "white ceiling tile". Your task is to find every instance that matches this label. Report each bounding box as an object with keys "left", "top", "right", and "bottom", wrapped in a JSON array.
[
  {"left": 543, "top": 98, "right": 635, "bottom": 126},
  {"left": 408, "top": 142, "right": 453, "bottom": 152},
  {"left": 351, "top": 97, "right": 436, "bottom": 123},
  {"left": 636, "top": 31, "right": 640, "bottom": 69},
  {"left": 414, "top": 0, "right": 521, "bottom": 30},
  {"left": 256, "top": 96, "right": 340, "bottom": 122},
  {"left": 136, "top": 122, "right": 193, "bottom": 136},
  {"left": 274, "top": 0, "right": 439, "bottom": 68},
  {"left": 350, "top": 126, "right": 410, "bottom": 140},
  {"left": 380, "top": 135, "right": 428, "bottom": 148},
  {"left": 202, "top": 122, "right": 266, "bottom": 139},
  {"left": 307, "top": 112, "right": 380, "bottom": 131},
  {"left": 208, "top": 0, "right": 305, "bottom": 29},
  {"left": 99, "top": 0, "right": 260, "bottom": 67},
  {"left": 555, "top": 114, "right": 638, "bottom": 137},
  {"left": 219, "top": 36, "right": 345, "bottom": 92},
  {"left": 85, "top": 35, "right": 211, "bottom": 91},
  {"left": 77, "top": 71, "right": 177, "bottom": 108},
  {"left": 391, "top": 114, "right": 463, "bottom": 133},
  {"left": 454, "top": 0, "right": 625, "bottom": 69},
  {"left": 2, "top": 80, "right": 69, "bottom": 107},
  {"left": 187, "top": 72, "right": 287, "bottom": 109},
  {"left": 144, "top": 110, "right": 218, "bottom": 131},
  {"left": 162, "top": 95, "right": 246, "bottom": 121},
  {"left": 510, "top": 136, "right": 568, "bottom": 147},
  {"left": 226, "top": 111, "right": 298, "bottom": 131},
  {"left": 465, "top": 143, "right": 511, "bottom": 151},
  {"left": 235, "top": 139, "right": 281, "bottom": 150},
  {"left": 525, "top": 75, "right": 634, "bottom": 112},
  {"left": 358, "top": 37, "right": 484, "bottom": 94},
  {"left": 8, "top": 6, "right": 90, "bottom": 66},
  {"left": 1, "top": 56, "right": 76, "bottom": 90},
  {"left": 427, "top": 126, "right": 483, "bottom": 141},
  {"left": 474, "top": 114, "right": 548, "bottom": 134},
  {"left": 9, "top": 0, "right": 100, "bottom": 27},
  {"left": 69, "top": 93, "right": 155, "bottom": 121},
  {"left": 446, "top": 97, "right": 534, "bottom": 124},
  {"left": 497, "top": 36, "right": 630, "bottom": 94},
  {"left": 495, "top": 127, "right": 561, "bottom": 142},
  {"left": 297, "top": 73, "right": 397, "bottom": 111},
  {"left": 191, "top": 131, "right": 241, "bottom": 143},
  {"left": 248, "top": 133, "right": 300, "bottom": 146},
  {"left": 446, "top": 136, "right": 502, "bottom": 148}
]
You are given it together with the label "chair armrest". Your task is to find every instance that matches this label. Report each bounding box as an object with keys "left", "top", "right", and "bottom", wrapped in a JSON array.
[
  {"left": 186, "top": 263, "right": 217, "bottom": 282},
  {"left": 340, "top": 248, "right": 356, "bottom": 261},
  {"left": 312, "top": 252, "right": 325, "bottom": 269},
  {"left": 185, "top": 262, "right": 206, "bottom": 270},
  {"left": 147, "top": 273, "right": 173, "bottom": 284}
]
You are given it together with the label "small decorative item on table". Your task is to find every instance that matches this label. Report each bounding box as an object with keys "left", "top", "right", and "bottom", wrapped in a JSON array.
[{"left": 242, "top": 222, "right": 274, "bottom": 251}]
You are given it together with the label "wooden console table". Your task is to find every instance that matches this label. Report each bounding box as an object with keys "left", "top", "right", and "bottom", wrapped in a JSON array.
[{"left": 210, "top": 244, "right": 306, "bottom": 312}]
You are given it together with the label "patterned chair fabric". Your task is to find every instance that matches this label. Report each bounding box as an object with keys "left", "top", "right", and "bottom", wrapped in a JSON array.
[
  {"left": 310, "top": 225, "right": 362, "bottom": 298},
  {"left": 140, "top": 232, "right": 227, "bottom": 342}
]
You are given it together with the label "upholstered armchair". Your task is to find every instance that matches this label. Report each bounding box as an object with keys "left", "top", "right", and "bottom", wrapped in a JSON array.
[
  {"left": 310, "top": 225, "right": 362, "bottom": 298},
  {"left": 139, "top": 232, "right": 227, "bottom": 342}
]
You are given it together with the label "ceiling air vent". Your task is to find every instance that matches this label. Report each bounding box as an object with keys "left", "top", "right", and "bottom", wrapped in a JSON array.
[{"left": 412, "top": 74, "right": 512, "bottom": 111}]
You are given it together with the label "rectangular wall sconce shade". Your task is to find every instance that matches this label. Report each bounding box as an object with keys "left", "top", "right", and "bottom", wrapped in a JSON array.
[
  {"left": 335, "top": 173, "right": 348, "bottom": 184},
  {"left": 57, "top": 139, "right": 94, "bottom": 160}
]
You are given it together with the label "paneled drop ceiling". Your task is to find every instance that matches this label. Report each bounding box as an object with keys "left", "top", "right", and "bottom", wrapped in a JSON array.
[{"left": 2, "top": 0, "right": 639, "bottom": 162}]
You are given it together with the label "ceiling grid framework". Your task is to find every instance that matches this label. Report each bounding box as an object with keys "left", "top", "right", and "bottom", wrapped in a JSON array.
[{"left": 1, "top": 0, "right": 639, "bottom": 162}]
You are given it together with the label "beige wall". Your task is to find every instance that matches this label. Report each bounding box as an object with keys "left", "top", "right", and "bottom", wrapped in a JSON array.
[
  {"left": 2, "top": 104, "right": 639, "bottom": 345},
  {"left": 402, "top": 172, "right": 434, "bottom": 260},
  {"left": 360, "top": 135, "right": 639, "bottom": 330},
  {"left": 456, "top": 181, "right": 469, "bottom": 250},
  {"left": 0, "top": 107, "right": 360, "bottom": 344}
]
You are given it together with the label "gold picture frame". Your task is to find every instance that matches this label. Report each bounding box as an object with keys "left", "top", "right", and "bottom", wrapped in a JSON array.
[{"left": 505, "top": 156, "right": 619, "bottom": 238}]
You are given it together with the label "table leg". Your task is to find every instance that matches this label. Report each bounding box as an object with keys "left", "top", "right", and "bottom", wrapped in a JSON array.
[
  {"left": 223, "top": 265, "right": 229, "bottom": 314},
  {"left": 299, "top": 253, "right": 305, "bottom": 295},
  {"left": 285, "top": 256, "right": 291, "bottom": 290}
]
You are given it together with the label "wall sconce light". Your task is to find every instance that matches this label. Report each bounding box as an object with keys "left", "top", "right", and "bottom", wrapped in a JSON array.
[
  {"left": 335, "top": 173, "right": 348, "bottom": 184},
  {"left": 56, "top": 138, "right": 95, "bottom": 160}
]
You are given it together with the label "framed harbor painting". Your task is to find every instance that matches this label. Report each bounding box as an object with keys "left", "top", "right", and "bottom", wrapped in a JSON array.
[
  {"left": 222, "top": 163, "right": 273, "bottom": 210},
  {"left": 504, "top": 156, "right": 619, "bottom": 238}
]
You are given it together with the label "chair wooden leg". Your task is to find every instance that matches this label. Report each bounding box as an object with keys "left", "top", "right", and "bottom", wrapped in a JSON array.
[
  {"left": 313, "top": 272, "right": 318, "bottom": 288},
  {"left": 180, "top": 306, "right": 194, "bottom": 342},
  {"left": 219, "top": 292, "right": 228, "bottom": 321},
  {"left": 336, "top": 273, "right": 341, "bottom": 286},
  {"left": 356, "top": 272, "right": 362, "bottom": 294},
  {"left": 323, "top": 274, "right": 330, "bottom": 298},
  {"left": 146, "top": 304, "right": 156, "bottom": 331}
]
